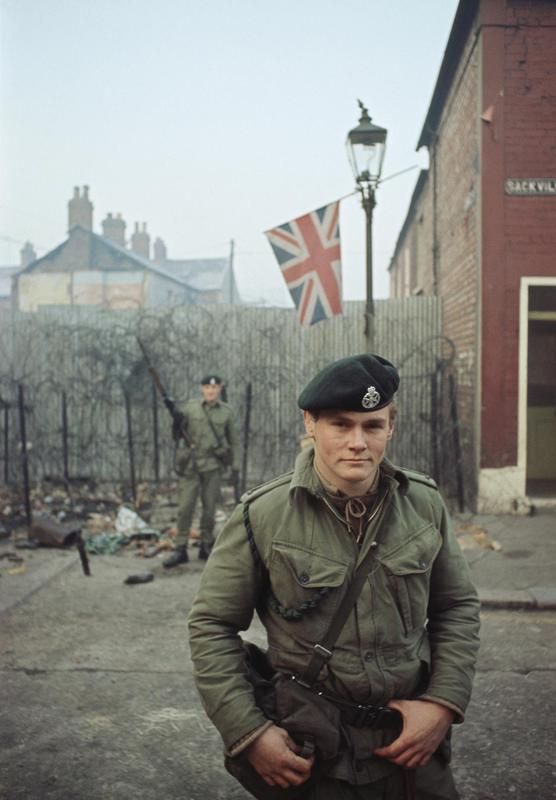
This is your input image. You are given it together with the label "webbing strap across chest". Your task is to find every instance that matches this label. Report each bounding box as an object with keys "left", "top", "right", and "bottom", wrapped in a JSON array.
[
  {"left": 243, "top": 482, "right": 393, "bottom": 686},
  {"left": 297, "top": 488, "right": 392, "bottom": 687},
  {"left": 202, "top": 403, "right": 225, "bottom": 449}
]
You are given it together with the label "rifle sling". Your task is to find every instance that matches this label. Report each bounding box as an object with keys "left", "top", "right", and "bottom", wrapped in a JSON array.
[{"left": 202, "top": 403, "right": 228, "bottom": 452}]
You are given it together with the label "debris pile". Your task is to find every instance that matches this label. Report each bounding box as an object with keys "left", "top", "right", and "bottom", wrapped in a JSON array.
[
  {"left": 455, "top": 521, "right": 502, "bottom": 552},
  {"left": 0, "top": 479, "right": 239, "bottom": 560}
]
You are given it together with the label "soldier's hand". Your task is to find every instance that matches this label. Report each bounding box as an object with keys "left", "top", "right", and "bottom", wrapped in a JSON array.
[
  {"left": 172, "top": 412, "right": 185, "bottom": 441},
  {"left": 246, "top": 724, "right": 314, "bottom": 788},
  {"left": 373, "top": 699, "right": 455, "bottom": 769}
]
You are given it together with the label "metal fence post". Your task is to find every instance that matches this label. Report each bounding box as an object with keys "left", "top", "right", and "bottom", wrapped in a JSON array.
[{"left": 17, "top": 384, "right": 32, "bottom": 529}]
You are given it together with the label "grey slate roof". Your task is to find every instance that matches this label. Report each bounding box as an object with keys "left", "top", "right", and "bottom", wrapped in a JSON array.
[
  {"left": 18, "top": 227, "right": 200, "bottom": 293},
  {"left": 3, "top": 229, "right": 237, "bottom": 302}
]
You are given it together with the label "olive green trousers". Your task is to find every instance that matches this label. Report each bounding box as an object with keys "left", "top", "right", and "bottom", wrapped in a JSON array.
[{"left": 176, "top": 469, "right": 221, "bottom": 550}]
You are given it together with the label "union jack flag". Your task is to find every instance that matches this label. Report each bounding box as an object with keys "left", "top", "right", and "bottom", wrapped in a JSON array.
[{"left": 265, "top": 201, "right": 343, "bottom": 326}]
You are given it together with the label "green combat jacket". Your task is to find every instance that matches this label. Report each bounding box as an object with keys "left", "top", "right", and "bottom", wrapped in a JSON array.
[
  {"left": 175, "top": 398, "right": 237, "bottom": 474},
  {"left": 188, "top": 447, "right": 480, "bottom": 781}
]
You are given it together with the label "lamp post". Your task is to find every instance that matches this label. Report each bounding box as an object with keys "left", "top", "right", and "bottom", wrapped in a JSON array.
[{"left": 346, "top": 100, "right": 387, "bottom": 351}]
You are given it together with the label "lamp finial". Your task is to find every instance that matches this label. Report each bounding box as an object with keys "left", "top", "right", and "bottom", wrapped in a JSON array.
[{"left": 357, "top": 99, "right": 371, "bottom": 121}]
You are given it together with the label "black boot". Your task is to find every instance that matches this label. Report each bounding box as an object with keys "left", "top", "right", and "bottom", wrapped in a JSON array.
[
  {"left": 198, "top": 543, "right": 213, "bottom": 561},
  {"left": 163, "top": 546, "right": 189, "bottom": 568}
]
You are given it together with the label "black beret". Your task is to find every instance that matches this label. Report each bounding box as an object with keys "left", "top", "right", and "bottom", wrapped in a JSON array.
[
  {"left": 297, "top": 354, "right": 399, "bottom": 412},
  {"left": 200, "top": 374, "right": 223, "bottom": 386}
]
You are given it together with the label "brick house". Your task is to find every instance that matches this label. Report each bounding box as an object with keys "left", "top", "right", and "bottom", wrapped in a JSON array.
[
  {"left": 11, "top": 187, "right": 240, "bottom": 311},
  {"left": 388, "top": 0, "right": 556, "bottom": 512}
]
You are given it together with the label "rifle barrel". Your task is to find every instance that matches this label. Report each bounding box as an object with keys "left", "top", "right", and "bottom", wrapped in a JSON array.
[{"left": 137, "top": 338, "right": 192, "bottom": 447}]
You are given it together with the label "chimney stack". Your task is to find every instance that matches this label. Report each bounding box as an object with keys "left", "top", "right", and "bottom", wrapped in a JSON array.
[
  {"left": 20, "top": 241, "right": 37, "bottom": 268},
  {"left": 153, "top": 237, "right": 167, "bottom": 263},
  {"left": 102, "top": 212, "right": 127, "bottom": 247},
  {"left": 68, "top": 185, "right": 93, "bottom": 231},
  {"left": 130, "top": 222, "right": 150, "bottom": 260}
]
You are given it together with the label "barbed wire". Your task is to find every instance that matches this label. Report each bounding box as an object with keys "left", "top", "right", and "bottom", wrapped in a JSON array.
[{"left": 0, "top": 302, "right": 474, "bottom": 509}]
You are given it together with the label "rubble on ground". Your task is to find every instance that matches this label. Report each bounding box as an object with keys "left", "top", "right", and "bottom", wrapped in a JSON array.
[
  {"left": 0, "top": 479, "right": 235, "bottom": 563},
  {"left": 455, "top": 521, "right": 502, "bottom": 551}
]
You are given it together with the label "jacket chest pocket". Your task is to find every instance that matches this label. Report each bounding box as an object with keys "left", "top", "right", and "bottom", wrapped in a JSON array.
[
  {"left": 378, "top": 525, "right": 442, "bottom": 635},
  {"left": 268, "top": 544, "right": 348, "bottom": 626}
]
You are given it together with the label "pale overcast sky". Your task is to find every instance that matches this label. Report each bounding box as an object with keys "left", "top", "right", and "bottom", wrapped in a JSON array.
[{"left": 0, "top": 0, "right": 459, "bottom": 305}]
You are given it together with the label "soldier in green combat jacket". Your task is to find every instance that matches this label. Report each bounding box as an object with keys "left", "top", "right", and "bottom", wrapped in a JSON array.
[
  {"left": 164, "top": 374, "right": 238, "bottom": 567},
  {"left": 188, "top": 354, "right": 480, "bottom": 798}
]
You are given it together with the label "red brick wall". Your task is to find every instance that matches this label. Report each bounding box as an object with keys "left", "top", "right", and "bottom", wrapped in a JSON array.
[
  {"left": 389, "top": 181, "right": 435, "bottom": 298},
  {"left": 480, "top": 0, "right": 556, "bottom": 468},
  {"left": 388, "top": 0, "right": 556, "bottom": 500},
  {"left": 389, "top": 19, "right": 482, "bottom": 499}
]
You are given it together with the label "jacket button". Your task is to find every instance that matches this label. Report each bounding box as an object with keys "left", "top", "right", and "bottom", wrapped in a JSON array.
[
  {"left": 299, "top": 572, "right": 309, "bottom": 584},
  {"left": 364, "top": 652, "right": 373, "bottom": 662},
  {"left": 419, "top": 560, "right": 427, "bottom": 569}
]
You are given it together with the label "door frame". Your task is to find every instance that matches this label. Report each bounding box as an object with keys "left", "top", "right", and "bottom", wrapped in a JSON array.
[{"left": 518, "top": 276, "right": 556, "bottom": 491}]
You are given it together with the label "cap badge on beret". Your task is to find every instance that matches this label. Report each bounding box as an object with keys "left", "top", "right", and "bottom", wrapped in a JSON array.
[
  {"left": 209, "top": 378, "right": 217, "bottom": 385},
  {"left": 362, "top": 386, "right": 381, "bottom": 409}
]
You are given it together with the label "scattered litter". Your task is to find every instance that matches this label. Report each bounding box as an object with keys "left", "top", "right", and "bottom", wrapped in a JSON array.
[
  {"left": 124, "top": 572, "right": 154, "bottom": 585},
  {"left": 86, "top": 512, "right": 116, "bottom": 534},
  {"left": 134, "top": 482, "right": 150, "bottom": 510},
  {"left": 30, "top": 514, "right": 81, "bottom": 547},
  {"left": 140, "top": 544, "right": 165, "bottom": 558},
  {"left": 0, "top": 553, "right": 24, "bottom": 563},
  {"left": 15, "top": 540, "right": 40, "bottom": 550},
  {"left": 0, "top": 553, "right": 24, "bottom": 572},
  {"left": 8, "top": 563, "right": 27, "bottom": 576},
  {"left": 456, "top": 522, "right": 502, "bottom": 552},
  {"left": 1, "top": 481, "right": 230, "bottom": 563},
  {"left": 115, "top": 506, "right": 149, "bottom": 536},
  {"left": 134, "top": 538, "right": 174, "bottom": 558},
  {"left": 85, "top": 532, "right": 131, "bottom": 555},
  {"left": 130, "top": 527, "right": 160, "bottom": 540}
]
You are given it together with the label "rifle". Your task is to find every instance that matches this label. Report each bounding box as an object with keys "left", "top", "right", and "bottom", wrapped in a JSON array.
[
  {"left": 137, "top": 338, "right": 192, "bottom": 447},
  {"left": 230, "top": 467, "right": 241, "bottom": 504}
]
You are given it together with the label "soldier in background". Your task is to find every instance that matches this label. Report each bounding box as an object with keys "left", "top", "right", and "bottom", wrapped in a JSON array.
[{"left": 164, "top": 374, "right": 238, "bottom": 567}]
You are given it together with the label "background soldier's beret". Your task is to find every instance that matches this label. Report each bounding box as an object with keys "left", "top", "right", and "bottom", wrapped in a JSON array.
[
  {"left": 200, "top": 374, "right": 223, "bottom": 386},
  {"left": 297, "top": 353, "right": 399, "bottom": 412}
]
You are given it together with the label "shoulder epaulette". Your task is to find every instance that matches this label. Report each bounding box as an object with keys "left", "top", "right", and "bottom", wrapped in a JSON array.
[
  {"left": 402, "top": 468, "right": 439, "bottom": 490},
  {"left": 240, "top": 471, "right": 293, "bottom": 504}
]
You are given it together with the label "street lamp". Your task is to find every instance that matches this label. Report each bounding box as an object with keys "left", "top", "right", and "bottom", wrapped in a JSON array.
[{"left": 346, "top": 100, "right": 387, "bottom": 351}]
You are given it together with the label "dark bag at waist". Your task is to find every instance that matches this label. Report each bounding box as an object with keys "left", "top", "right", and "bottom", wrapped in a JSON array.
[
  {"left": 226, "top": 643, "right": 404, "bottom": 799},
  {"left": 306, "top": 681, "right": 402, "bottom": 732},
  {"left": 241, "top": 643, "right": 402, "bottom": 743},
  {"left": 212, "top": 444, "right": 232, "bottom": 466}
]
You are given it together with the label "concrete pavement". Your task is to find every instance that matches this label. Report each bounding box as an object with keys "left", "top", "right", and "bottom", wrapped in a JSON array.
[
  {"left": 453, "top": 506, "right": 556, "bottom": 610},
  {"left": 1, "top": 505, "right": 555, "bottom": 799},
  {"left": 2, "top": 506, "right": 555, "bottom": 616}
]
